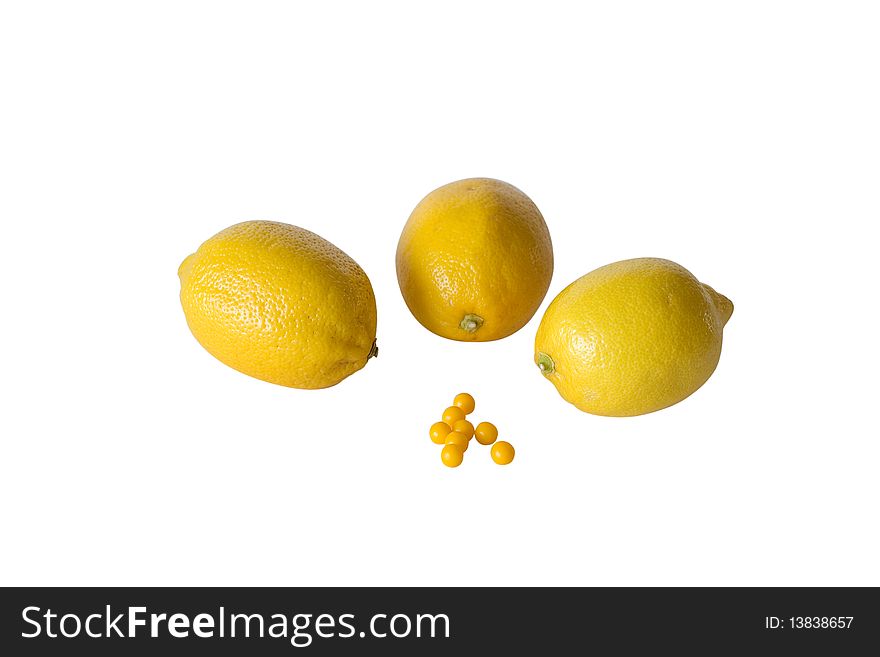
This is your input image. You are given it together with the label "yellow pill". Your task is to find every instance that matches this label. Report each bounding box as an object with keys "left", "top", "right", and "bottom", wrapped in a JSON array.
[
  {"left": 444, "top": 431, "right": 469, "bottom": 452},
  {"left": 441, "top": 444, "right": 464, "bottom": 468},
  {"left": 442, "top": 406, "right": 466, "bottom": 426},
  {"left": 453, "top": 392, "right": 476, "bottom": 415},
  {"left": 429, "top": 422, "right": 452, "bottom": 445},
  {"left": 453, "top": 419, "right": 474, "bottom": 440},
  {"left": 491, "top": 441, "right": 515, "bottom": 465},
  {"left": 474, "top": 421, "right": 498, "bottom": 445}
]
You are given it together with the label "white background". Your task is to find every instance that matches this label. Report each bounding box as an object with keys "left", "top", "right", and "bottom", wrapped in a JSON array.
[{"left": 1, "top": 1, "right": 878, "bottom": 586}]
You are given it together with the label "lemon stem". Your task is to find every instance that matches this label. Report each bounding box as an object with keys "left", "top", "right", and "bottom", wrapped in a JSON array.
[
  {"left": 367, "top": 340, "right": 379, "bottom": 362},
  {"left": 536, "top": 352, "right": 555, "bottom": 375},
  {"left": 459, "top": 314, "right": 484, "bottom": 333}
]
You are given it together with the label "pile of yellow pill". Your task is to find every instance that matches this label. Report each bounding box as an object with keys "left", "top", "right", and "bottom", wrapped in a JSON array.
[{"left": 429, "top": 393, "right": 515, "bottom": 468}]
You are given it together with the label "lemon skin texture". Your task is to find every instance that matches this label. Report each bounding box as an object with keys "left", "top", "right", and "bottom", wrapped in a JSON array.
[
  {"left": 534, "top": 258, "right": 733, "bottom": 417},
  {"left": 179, "top": 221, "right": 377, "bottom": 389},
  {"left": 396, "top": 178, "right": 553, "bottom": 342}
]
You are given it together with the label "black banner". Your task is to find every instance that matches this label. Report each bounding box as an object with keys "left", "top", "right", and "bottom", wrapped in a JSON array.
[{"left": 1, "top": 587, "right": 876, "bottom": 654}]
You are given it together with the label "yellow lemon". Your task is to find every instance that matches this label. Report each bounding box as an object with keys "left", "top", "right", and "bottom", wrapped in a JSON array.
[
  {"left": 396, "top": 178, "right": 553, "bottom": 341},
  {"left": 534, "top": 258, "right": 733, "bottom": 416},
  {"left": 179, "top": 221, "right": 377, "bottom": 389}
]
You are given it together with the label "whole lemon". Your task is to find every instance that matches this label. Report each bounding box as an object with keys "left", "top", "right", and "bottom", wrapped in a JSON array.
[
  {"left": 534, "top": 258, "right": 733, "bottom": 416},
  {"left": 396, "top": 178, "right": 553, "bottom": 341},
  {"left": 179, "top": 221, "right": 377, "bottom": 389}
]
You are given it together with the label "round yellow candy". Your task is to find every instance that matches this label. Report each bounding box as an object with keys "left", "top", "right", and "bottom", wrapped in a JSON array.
[
  {"left": 452, "top": 419, "right": 475, "bottom": 440},
  {"left": 453, "top": 393, "right": 476, "bottom": 415},
  {"left": 441, "top": 444, "right": 464, "bottom": 468},
  {"left": 444, "top": 431, "right": 469, "bottom": 452},
  {"left": 491, "top": 441, "right": 515, "bottom": 465},
  {"left": 474, "top": 422, "right": 498, "bottom": 445},
  {"left": 429, "top": 422, "right": 452, "bottom": 445},
  {"left": 442, "top": 406, "right": 466, "bottom": 426}
]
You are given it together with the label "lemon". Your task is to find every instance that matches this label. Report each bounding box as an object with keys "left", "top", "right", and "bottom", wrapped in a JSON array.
[
  {"left": 179, "top": 221, "right": 377, "bottom": 389},
  {"left": 534, "top": 258, "right": 733, "bottom": 416},
  {"left": 396, "top": 178, "right": 553, "bottom": 341}
]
